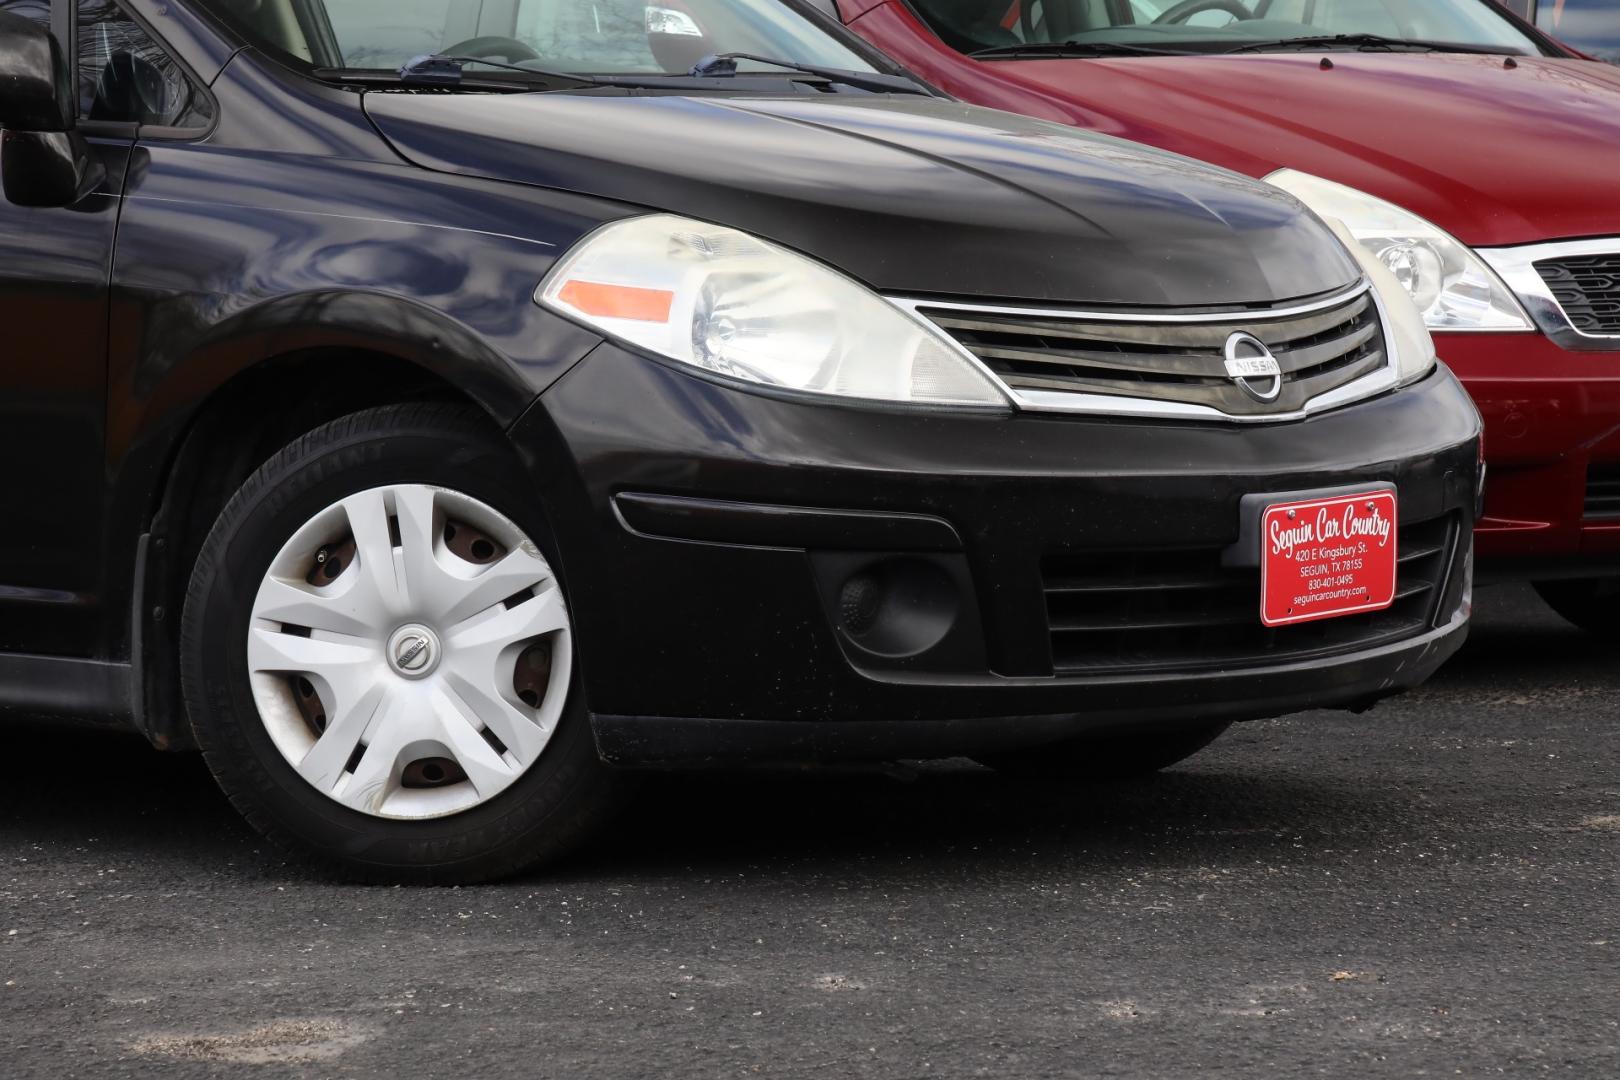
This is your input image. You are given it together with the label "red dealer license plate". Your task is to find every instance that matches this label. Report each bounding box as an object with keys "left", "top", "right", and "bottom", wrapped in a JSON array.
[{"left": 1260, "top": 490, "right": 1398, "bottom": 627}]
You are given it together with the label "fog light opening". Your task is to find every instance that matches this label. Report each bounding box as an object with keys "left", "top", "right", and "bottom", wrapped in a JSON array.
[
  {"left": 835, "top": 557, "right": 959, "bottom": 659},
  {"left": 839, "top": 573, "right": 883, "bottom": 636}
]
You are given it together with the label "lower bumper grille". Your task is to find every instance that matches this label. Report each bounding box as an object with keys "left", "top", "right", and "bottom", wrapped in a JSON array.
[
  {"left": 1536, "top": 255, "right": 1620, "bottom": 334},
  {"left": 1042, "top": 515, "right": 1456, "bottom": 675},
  {"left": 1585, "top": 464, "right": 1620, "bottom": 518}
]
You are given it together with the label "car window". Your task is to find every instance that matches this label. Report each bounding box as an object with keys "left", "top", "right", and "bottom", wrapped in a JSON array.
[
  {"left": 203, "top": 0, "right": 877, "bottom": 76},
  {"left": 906, "top": 0, "right": 1540, "bottom": 53},
  {"left": 78, "top": 0, "right": 214, "bottom": 128},
  {"left": 508, "top": 0, "right": 873, "bottom": 72},
  {"left": 323, "top": 0, "right": 456, "bottom": 67},
  {"left": 511, "top": 0, "right": 680, "bottom": 71},
  {"left": 1533, "top": 0, "right": 1620, "bottom": 62},
  {"left": 1124, "top": 0, "right": 1246, "bottom": 29},
  {"left": 0, "top": 1, "right": 214, "bottom": 127}
]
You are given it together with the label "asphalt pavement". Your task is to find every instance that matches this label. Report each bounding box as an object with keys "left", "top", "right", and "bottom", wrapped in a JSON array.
[{"left": 2, "top": 583, "right": 1617, "bottom": 1078}]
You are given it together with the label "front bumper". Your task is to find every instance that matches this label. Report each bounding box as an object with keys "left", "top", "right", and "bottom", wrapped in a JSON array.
[
  {"left": 512, "top": 345, "right": 1481, "bottom": 766},
  {"left": 1438, "top": 331, "right": 1620, "bottom": 579}
]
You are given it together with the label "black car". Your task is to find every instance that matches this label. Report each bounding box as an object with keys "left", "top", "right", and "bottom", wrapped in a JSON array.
[{"left": 0, "top": 0, "right": 1480, "bottom": 882}]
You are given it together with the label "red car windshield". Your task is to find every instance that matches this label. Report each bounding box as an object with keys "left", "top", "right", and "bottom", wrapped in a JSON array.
[{"left": 910, "top": 0, "right": 1542, "bottom": 55}]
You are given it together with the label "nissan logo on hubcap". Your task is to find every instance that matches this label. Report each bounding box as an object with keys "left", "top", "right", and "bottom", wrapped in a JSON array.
[
  {"left": 386, "top": 624, "right": 440, "bottom": 678},
  {"left": 1223, "top": 332, "right": 1283, "bottom": 403},
  {"left": 396, "top": 636, "right": 430, "bottom": 671}
]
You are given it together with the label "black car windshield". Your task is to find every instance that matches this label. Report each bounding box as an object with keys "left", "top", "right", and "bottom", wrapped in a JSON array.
[
  {"left": 912, "top": 0, "right": 1542, "bottom": 56},
  {"left": 201, "top": 0, "right": 877, "bottom": 78}
]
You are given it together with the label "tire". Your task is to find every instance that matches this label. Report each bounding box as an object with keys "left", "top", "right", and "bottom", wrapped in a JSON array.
[
  {"left": 975, "top": 722, "right": 1231, "bottom": 780},
  {"left": 180, "top": 403, "right": 623, "bottom": 883},
  {"left": 1532, "top": 578, "right": 1620, "bottom": 638}
]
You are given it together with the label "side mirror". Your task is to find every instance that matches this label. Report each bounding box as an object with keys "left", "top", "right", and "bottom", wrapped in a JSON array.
[
  {"left": 645, "top": 5, "right": 713, "bottom": 74},
  {"left": 0, "top": 11, "right": 73, "bottom": 132},
  {"left": 0, "top": 12, "right": 103, "bottom": 207}
]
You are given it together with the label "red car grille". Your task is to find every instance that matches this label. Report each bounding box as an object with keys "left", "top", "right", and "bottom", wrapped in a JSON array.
[{"left": 1536, "top": 255, "right": 1620, "bottom": 334}]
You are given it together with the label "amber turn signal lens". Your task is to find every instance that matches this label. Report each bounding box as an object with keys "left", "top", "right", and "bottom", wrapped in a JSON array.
[{"left": 556, "top": 279, "right": 674, "bottom": 322}]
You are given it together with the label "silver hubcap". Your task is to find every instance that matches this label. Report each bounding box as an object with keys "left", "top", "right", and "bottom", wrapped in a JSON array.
[{"left": 247, "top": 484, "right": 572, "bottom": 820}]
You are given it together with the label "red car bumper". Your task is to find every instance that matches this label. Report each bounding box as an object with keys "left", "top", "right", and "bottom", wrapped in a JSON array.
[{"left": 1440, "top": 331, "right": 1620, "bottom": 578}]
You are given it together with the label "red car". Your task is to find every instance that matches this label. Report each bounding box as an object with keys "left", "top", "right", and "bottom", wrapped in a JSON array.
[{"left": 818, "top": 0, "right": 1620, "bottom": 632}]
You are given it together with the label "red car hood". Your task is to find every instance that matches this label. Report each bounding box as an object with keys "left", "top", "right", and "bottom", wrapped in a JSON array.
[{"left": 989, "top": 52, "right": 1620, "bottom": 247}]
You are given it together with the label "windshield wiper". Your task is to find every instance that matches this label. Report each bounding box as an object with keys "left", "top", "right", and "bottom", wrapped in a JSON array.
[
  {"left": 314, "top": 54, "right": 608, "bottom": 91},
  {"left": 395, "top": 53, "right": 606, "bottom": 87},
  {"left": 358, "top": 52, "right": 929, "bottom": 96},
  {"left": 1224, "top": 33, "right": 1516, "bottom": 55},
  {"left": 687, "top": 52, "right": 931, "bottom": 95},
  {"left": 969, "top": 41, "right": 1192, "bottom": 59}
]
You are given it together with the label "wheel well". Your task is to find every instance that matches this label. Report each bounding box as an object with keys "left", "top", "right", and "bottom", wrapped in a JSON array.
[{"left": 136, "top": 349, "right": 500, "bottom": 749}]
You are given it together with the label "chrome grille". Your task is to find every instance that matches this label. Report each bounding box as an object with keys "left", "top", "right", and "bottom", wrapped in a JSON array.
[
  {"left": 910, "top": 284, "right": 1387, "bottom": 419},
  {"left": 1478, "top": 239, "right": 1620, "bottom": 351},
  {"left": 1536, "top": 255, "right": 1620, "bottom": 334}
]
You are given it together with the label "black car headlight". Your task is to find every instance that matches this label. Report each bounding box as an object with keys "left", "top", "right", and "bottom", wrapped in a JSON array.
[{"left": 537, "top": 214, "right": 1009, "bottom": 408}]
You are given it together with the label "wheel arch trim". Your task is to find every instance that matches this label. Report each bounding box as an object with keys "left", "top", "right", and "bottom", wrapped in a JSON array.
[{"left": 108, "top": 306, "right": 594, "bottom": 748}]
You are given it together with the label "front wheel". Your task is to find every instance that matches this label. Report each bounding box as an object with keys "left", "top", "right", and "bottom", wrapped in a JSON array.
[
  {"left": 1532, "top": 578, "right": 1620, "bottom": 638},
  {"left": 180, "top": 404, "right": 622, "bottom": 883},
  {"left": 975, "top": 722, "right": 1231, "bottom": 780}
]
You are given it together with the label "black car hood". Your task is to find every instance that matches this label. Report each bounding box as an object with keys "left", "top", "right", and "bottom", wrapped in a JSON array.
[{"left": 363, "top": 91, "right": 1359, "bottom": 307}]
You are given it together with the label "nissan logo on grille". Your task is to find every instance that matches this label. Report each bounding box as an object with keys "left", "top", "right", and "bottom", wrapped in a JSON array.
[{"left": 1223, "top": 332, "right": 1283, "bottom": 403}]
